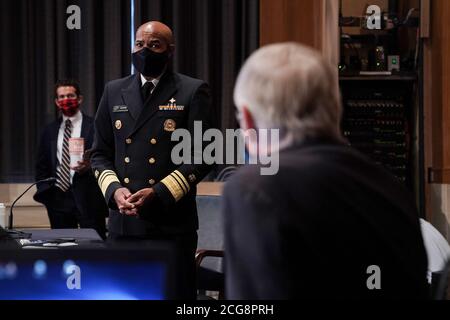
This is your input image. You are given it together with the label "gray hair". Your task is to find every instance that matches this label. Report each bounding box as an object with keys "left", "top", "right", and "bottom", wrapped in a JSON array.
[{"left": 234, "top": 42, "right": 343, "bottom": 143}]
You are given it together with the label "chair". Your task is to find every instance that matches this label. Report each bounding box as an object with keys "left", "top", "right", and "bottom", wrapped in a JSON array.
[
  {"left": 215, "top": 166, "right": 237, "bottom": 182},
  {"left": 432, "top": 257, "right": 450, "bottom": 300},
  {"left": 420, "top": 219, "right": 450, "bottom": 299},
  {"left": 195, "top": 194, "right": 224, "bottom": 299}
]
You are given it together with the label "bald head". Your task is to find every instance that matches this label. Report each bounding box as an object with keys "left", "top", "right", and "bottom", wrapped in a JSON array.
[{"left": 134, "top": 21, "right": 174, "bottom": 54}]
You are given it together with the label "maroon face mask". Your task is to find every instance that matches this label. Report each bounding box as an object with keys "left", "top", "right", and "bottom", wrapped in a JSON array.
[{"left": 58, "top": 98, "right": 79, "bottom": 117}]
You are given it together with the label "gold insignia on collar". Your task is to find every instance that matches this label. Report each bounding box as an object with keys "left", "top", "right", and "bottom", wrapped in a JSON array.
[
  {"left": 164, "top": 119, "right": 176, "bottom": 132},
  {"left": 115, "top": 120, "right": 122, "bottom": 130}
]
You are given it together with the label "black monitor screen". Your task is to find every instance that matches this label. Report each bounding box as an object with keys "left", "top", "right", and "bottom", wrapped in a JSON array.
[{"left": 0, "top": 247, "right": 175, "bottom": 300}]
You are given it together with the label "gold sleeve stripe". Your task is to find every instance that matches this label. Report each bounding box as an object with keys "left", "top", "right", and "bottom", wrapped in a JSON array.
[
  {"left": 99, "top": 173, "right": 117, "bottom": 189},
  {"left": 173, "top": 170, "right": 190, "bottom": 190},
  {"left": 98, "top": 170, "right": 120, "bottom": 197},
  {"left": 160, "top": 175, "right": 185, "bottom": 202},
  {"left": 98, "top": 171, "right": 116, "bottom": 188},
  {"left": 170, "top": 171, "right": 191, "bottom": 194},
  {"left": 170, "top": 173, "right": 188, "bottom": 195},
  {"left": 98, "top": 170, "right": 111, "bottom": 185}
]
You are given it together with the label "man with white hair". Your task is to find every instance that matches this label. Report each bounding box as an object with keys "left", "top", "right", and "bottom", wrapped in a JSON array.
[{"left": 224, "top": 43, "right": 429, "bottom": 299}]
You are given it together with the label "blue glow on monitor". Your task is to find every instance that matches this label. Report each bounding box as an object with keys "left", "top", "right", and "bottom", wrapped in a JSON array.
[{"left": 0, "top": 260, "right": 166, "bottom": 300}]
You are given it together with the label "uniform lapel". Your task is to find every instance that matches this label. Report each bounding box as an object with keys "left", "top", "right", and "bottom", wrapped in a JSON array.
[
  {"left": 121, "top": 74, "right": 143, "bottom": 120},
  {"left": 129, "top": 71, "right": 178, "bottom": 137}
]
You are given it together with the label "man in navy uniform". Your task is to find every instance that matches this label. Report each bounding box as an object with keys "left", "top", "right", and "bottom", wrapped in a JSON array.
[
  {"left": 225, "top": 43, "right": 429, "bottom": 299},
  {"left": 34, "top": 80, "right": 107, "bottom": 239},
  {"left": 91, "top": 21, "right": 212, "bottom": 299}
]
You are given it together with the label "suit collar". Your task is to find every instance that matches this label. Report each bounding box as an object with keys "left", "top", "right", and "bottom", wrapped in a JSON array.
[
  {"left": 284, "top": 136, "right": 347, "bottom": 153},
  {"left": 140, "top": 73, "right": 162, "bottom": 90},
  {"left": 49, "top": 119, "right": 60, "bottom": 169},
  {"left": 54, "top": 112, "right": 89, "bottom": 137},
  {"left": 62, "top": 110, "right": 82, "bottom": 124}
]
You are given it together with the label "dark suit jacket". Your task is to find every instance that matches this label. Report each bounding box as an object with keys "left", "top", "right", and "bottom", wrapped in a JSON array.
[
  {"left": 91, "top": 71, "right": 212, "bottom": 236},
  {"left": 224, "top": 138, "right": 429, "bottom": 299},
  {"left": 34, "top": 113, "right": 108, "bottom": 219}
]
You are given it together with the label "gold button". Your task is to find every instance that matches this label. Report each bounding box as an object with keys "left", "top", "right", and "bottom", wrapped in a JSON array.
[
  {"left": 125, "top": 157, "right": 130, "bottom": 164},
  {"left": 150, "top": 138, "right": 157, "bottom": 145},
  {"left": 149, "top": 179, "right": 156, "bottom": 185},
  {"left": 149, "top": 158, "right": 156, "bottom": 164},
  {"left": 126, "top": 138, "right": 132, "bottom": 144},
  {"left": 124, "top": 178, "right": 130, "bottom": 184}
]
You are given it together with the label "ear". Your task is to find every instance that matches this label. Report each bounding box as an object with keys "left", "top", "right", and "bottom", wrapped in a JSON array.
[
  {"left": 55, "top": 99, "right": 61, "bottom": 108},
  {"left": 166, "top": 43, "right": 174, "bottom": 57},
  {"left": 78, "top": 95, "right": 83, "bottom": 105},
  {"left": 240, "top": 106, "right": 256, "bottom": 131},
  {"left": 239, "top": 106, "right": 259, "bottom": 156}
]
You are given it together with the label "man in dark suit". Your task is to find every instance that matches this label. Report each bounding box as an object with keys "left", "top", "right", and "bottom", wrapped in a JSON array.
[
  {"left": 91, "top": 21, "right": 212, "bottom": 299},
  {"left": 225, "top": 43, "right": 429, "bottom": 299},
  {"left": 34, "top": 80, "right": 107, "bottom": 239}
]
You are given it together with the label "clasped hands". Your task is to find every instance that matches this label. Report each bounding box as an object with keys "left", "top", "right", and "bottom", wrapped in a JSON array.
[{"left": 114, "top": 187, "right": 155, "bottom": 216}]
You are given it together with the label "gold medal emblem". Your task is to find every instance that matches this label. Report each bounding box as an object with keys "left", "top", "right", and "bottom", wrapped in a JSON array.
[
  {"left": 115, "top": 120, "right": 122, "bottom": 130},
  {"left": 164, "top": 119, "right": 176, "bottom": 132}
]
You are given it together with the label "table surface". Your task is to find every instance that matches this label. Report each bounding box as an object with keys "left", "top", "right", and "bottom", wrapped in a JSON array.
[
  {"left": 23, "top": 229, "right": 103, "bottom": 241},
  {"left": 15, "top": 229, "right": 104, "bottom": 248}
]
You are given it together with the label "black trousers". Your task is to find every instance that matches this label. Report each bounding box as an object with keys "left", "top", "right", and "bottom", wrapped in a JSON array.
[
  {"left": 108, "top": 231, "right": 198, "bottom": 300},
  {"left": 45, "top": 187, "right": 106, "bottom": 239}
]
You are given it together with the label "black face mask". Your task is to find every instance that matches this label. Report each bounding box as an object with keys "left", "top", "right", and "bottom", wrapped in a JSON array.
[{"left": 132, "top": 47, "right": 169, "bottom": 78}]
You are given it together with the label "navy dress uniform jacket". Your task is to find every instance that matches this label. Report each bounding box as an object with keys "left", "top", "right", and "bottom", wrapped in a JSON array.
[
  {"left": 34, "top": 114, "right": 109, "bottom": 220},
  {"left": 91, "top": 71, "right": 212, "bottom": 236}
]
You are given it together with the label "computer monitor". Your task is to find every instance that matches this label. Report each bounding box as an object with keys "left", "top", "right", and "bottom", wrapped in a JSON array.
[{"left": 0, "top": 246, "right": 176, "bottom": 300}]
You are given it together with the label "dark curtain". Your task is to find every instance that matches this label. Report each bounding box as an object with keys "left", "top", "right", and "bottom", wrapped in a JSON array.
[
  {"left": 134, "top": 0, "right": 259, "bottom": 133},
  {"left": 0, "top": 0, "right": 131, "bottom": 182},
  {"left": 0, "top": 0, "right": 259, "bottom": 182}
]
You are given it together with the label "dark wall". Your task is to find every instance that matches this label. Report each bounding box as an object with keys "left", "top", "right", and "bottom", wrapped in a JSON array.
[
  {"left": 0, "top": 0, "right": 131, "bottom": 182},
  {"left": 0, "top": 0, "right": 259, "bottom": 182}
]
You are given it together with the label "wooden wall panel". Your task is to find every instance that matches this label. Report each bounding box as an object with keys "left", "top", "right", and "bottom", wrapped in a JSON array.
[
  {"left": 424, "top": 0, "right": 450, "bottom": 183},
  {"left": 259, "top": 0, "right": 339, "bottom": 64},
  {"left": 260, "top": 0, "right": 323, "bottom": 49},
  {"left": 423, "top": 0, "right": 450, "bottom": 225}
]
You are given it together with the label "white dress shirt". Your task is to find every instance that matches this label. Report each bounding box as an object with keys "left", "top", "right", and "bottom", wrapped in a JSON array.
[
  {"left": 420, "top": 219, "right": 450, "bottom": 283},
  {"left": 140, "top": 74, "right": 160, "bottom": 93},
  {"left": 57, "top": 110, "right": 83, "bottom": 183}
]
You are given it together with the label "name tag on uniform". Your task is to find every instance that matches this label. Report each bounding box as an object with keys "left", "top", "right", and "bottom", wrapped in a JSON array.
[
  {"left": 113, "top": 105, "right": 129, "bottom": 113},
  {"left": 159, "top": 98, "right": 185, "bottom": 111}
]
